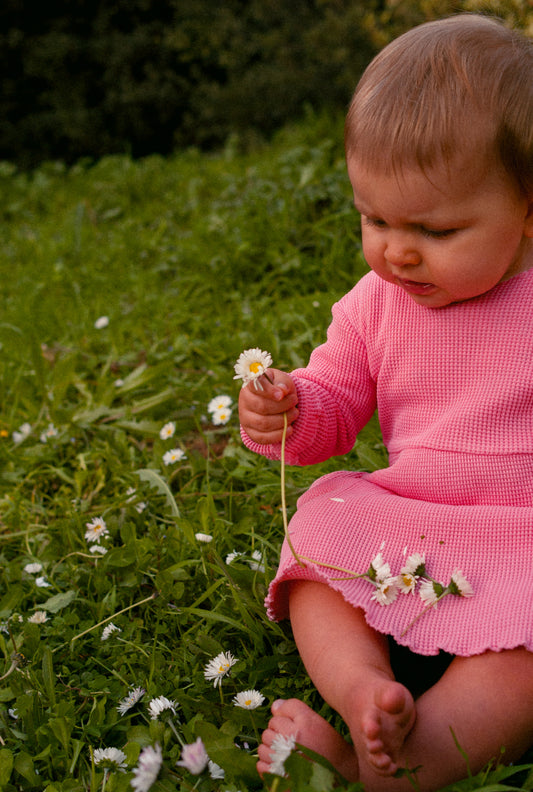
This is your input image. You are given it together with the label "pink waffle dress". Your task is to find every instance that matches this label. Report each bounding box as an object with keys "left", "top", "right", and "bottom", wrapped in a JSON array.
[{"left": 242, "top": 270, "right": 533, "bottom": 657}]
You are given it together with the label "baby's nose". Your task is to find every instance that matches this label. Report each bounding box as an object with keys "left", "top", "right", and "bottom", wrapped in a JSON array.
[{"left": 385, "top": 236, "right": 420, "bottom": 267}]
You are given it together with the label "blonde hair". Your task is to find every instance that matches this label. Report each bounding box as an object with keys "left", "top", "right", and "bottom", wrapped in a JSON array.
[{"left": 345, "top": 14, "right": 533, "bottom": 194}]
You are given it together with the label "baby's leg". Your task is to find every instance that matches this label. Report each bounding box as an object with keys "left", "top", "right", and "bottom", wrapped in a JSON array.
[
  {"left": 258, "top": 581, "right": 533, "bottom": 791},
  {"left": 258, "top": 580, "right": 415, "bottom": 780}
]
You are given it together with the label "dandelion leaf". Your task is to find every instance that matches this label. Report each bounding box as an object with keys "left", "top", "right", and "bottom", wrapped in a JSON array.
[
  {"left": 41, "top": 590, "right": 77, "bottom": 613},
  {"left": 0, "top": 748, "right": 13, "bottom": 785}
]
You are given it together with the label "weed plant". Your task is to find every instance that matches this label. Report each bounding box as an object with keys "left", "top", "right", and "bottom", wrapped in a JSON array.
[{"left": 0, "top": 115, "right": 532, "bottom": 791}]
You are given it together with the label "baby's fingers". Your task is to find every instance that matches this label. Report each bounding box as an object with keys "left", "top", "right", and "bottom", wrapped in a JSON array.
[{"left": 240, "top": 405, "right": 299, "bottom": 445}]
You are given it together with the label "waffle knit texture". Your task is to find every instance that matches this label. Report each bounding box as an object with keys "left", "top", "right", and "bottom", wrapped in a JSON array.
[{"left": 242, "top": 270, "right": 533, "bottom": 656}]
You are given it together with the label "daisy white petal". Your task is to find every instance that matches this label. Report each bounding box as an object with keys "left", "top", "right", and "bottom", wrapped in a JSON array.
[
  {"left": 371, "top": 577, "right": 399, "bottom": 606},
  {"left": 90, "top": 544, "right": 108, "bottom": 555},
  {"left": 269, "top": 733, "right": 296, "bottom": 776},
  {"left": 93, "top": 747, "right": 128, "bottom": 771},
  {"left": 176, "top": 737, "right": 208, "bottom": 775},
  {"left": 419, "top": 579, "right": 444, "bottom": 608},
  {"left": 163, "top": 448, "right": 187, "bottom": 466},
  {"left": 225, "top": 551, "right": 243, "bottom": 564},
  {"left": 232, "top": 689, "right": 265, "bottom": 709},
  {"left": 159, "top": 421, "right": 176, "bottom": 440},
  {"left": 203, "top": 651, "right": 238, "bottom": 687},
  {"left": 208, "top": 759, "right": 225, "bottom": 779},
  {"left": 249, "top": 549, "right": 265, "bottom": 572},
  {"left": 402, "top": 553, "right": 426, "bottom": 577},
  {"left": 117, "top": 686, "right": 145, "bottom": 716},
  {"left": 449, "top": 570, "right": 474, "bottom": 598},
  {"left": 94, "top": 316, "right": 109, "bottom": 329},
  {"left": 101, "top": 622, "right": 121, "bottom": 641},
  {"left": 207, "top": 395, "right": 232, "bottom": 413},
  {"left": 13, "top": 422, "right": 32, "bottom": 445},
  {"left": 85, "top": 517, "right": 109, "bottom": 544},
  {"left": 148, "top": 696, "right": 177, "bottom": 720},
  {"left": 35, "top": 576, "right": 51, "bottom": 588},
  {"left": 233, "top": 348, "right": 273, "bottom": 390},
  {"left": 397, "top": 572, "right": 417, "bottom": 595},
  {"left": 28, "top": 610, "right": 48, "bottom": 624},
  {"left": 211, "top": 406, "right": 232, "bottom": 425},
  {"left": 131, "top": 743, "right": 162, "bottom": 792},
  {"left": 40, "top": 423, "right": 58, "bottom": 443},
  {"left": 195, "top": 532, "right": 213, "bottom": 543},
  {"left": 24, "top": 562, "right": 43, "bottom": 574},
  {"left": 369, "top": 553, "right": 391, "bottom": 583}
]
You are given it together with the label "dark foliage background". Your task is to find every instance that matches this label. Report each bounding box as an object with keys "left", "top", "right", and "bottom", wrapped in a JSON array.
[{"left": 0, "top": 0, "right": 530, "bottom": 168}]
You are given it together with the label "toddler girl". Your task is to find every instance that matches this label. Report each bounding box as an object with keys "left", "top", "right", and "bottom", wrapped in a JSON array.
[{"left": 238, "top": 13, "right": 533, "bottom": 791}]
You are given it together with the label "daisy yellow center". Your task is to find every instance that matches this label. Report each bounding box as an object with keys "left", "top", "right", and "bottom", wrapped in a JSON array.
[
  {"left": 248, "top": 361, "right": 262, "bottom": 374},
  {"left": 245, "top": 699, "right": 252, "bottom": 706}
]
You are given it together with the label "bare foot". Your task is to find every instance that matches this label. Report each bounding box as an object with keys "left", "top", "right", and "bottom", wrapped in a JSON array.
[
  {"left": 257, "top": 698, "right": 359, "bottom": 782},
  {"left": 358, "top": 678, "right": 416, "bottom": 776}
]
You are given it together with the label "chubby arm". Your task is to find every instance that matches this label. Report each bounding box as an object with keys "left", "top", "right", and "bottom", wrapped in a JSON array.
[{"left": 238, "top": 285, "right": 379, "bottom": 465}]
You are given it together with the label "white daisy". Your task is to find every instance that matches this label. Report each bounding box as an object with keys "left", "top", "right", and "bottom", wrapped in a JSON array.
[
  {"left": 94, "top": 316, "right": 109, "bottom": 329},
  {"left": 269, "top": 733, "right": 296, "bottom": 777},
  {"left": 28, "top": 610, "right": 48, "bottom": 624},
  {"left": 397, "top": 572, "right": 417, "bottom": 595},
  {"left": 402, "top": 553, "right": 426, "bottom": 577},
  {"left": 93, "top": 747, "right": 127, "bottom": 771},
  {"left": 85, "top": 517, "right": 109, "bottom": 544},
  {"left": 13, "top": 422, "right": 32, "bottom": 445},
  {"left": 24, "top": 562, "right": 43, "bottom": 574},
  {"left": 195, "top": 533, "right": 213, "bottom": 543},
  {"left": 101, "top": 623, "right": 121, "bottom": 641},
  {"left": 371, "top": 577, "right": 399, "bottom": 606},
  {"left": 225, "top": 550, "right": 244, "bottom": 564},
  {"left": 233, "top": 348, "right": 273, "bottom": 391},
  {"left": 232, "top": 689, "right": 265, "bottom": 710},
  {"left": 159, "top": 421, "right": 176, "bottom": 440},
  {"left": 35, "top": 576, "right": 51, "bottom": 588},
  {"left": 131, "top": 743, "right": 162, "bottom": 792},
  {"left": 211, "top": 406, "right": 232, "bottom": 425},
  {"left": 370, "top": 553, "right": 391, "bottom": 584},
  {"left": 163, "top": 448, "right": 187, "bottom": 466},
  {"left": 207, "top": 395, "right": 232, "bottom": 414},
  {"left": 449, "top": 570, "right": 474, "bottom": 598},
  {"left": 117, "top": 686, "right": 145, "bottom": 716},
  {"left": 419, "top": 579, "right": 444, "bottom": 608},
  {"left": 249, "top": 549, "right": 265, "bottom": 572},
  {"left": 208, "top": 759, "right": 225, "bottom": 779},
  {"left": 40, "top": 423, "right": 58, "bottom": 443},
  {"left": 90, "top": 544, "right": 108, "bottom": 555},
  {"left": 176, "top": 737, "right": 208, "bottom": 775},
  {"left": 203, "top": 651, "right": 238, "bottom": 687},
  {"left": 148, "top": 696, "right": 177, "bottom": 720}
]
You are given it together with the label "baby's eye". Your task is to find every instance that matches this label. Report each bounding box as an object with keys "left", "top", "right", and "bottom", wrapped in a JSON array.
[
  {"left": 420, "top": 226, "right": 456, "bottom": 239},
  {"left": 363, "top": 216, "right": 387, "bottom": 229}
]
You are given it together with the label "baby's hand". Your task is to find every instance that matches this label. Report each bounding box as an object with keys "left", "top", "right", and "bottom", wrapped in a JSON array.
[{"left": 238, "top": 368, "right": 299, "bottom": 444}]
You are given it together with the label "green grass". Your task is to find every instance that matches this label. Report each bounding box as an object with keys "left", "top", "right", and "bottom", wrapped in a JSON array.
[{"left": 0, "top": 114, "right": 531, "bottom": 791}]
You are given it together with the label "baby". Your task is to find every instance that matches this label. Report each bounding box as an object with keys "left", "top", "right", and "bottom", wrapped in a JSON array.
[{"left": 238, "top": 13, "right": 533, "bottom": 791}]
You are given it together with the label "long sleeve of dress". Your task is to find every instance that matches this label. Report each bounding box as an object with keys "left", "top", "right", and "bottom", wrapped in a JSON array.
[{"left": 240, "top": 287, "right": 377, "bottom": 466}]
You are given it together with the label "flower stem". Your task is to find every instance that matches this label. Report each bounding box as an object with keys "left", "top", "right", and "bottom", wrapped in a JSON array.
[
  {"left": 62, "top": 592, "right": 157, "bottom": 650},
  {"left": 400, "top": 590, "right": 449, "bottom": 637},
  {"left": 280, "top": 412, "right": 305, "bottom": 567}
]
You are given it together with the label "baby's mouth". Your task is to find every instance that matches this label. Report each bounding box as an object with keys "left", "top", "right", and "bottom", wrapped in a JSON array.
[{"left": 395, "top": 277, "right": 437, "bottom": 295}]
